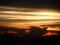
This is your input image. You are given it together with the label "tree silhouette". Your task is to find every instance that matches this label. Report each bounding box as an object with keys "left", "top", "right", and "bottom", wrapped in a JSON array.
[{"left": 29, "top": 26, "right": 47, "bottom": 38}]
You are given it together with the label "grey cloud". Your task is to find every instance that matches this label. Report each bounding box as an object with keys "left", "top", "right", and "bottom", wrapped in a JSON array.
[
  {"left": 0, "top": 17, "right": 60, "bottom": 21},
  {"left": 0, "top": 13, "right": 48, "bottom": 16},
  {"left": 0, "top": 19, "right": 39, "bottom": 22},
  {"left": 0, "top": 6, "right": 39, "bottom": 12}
]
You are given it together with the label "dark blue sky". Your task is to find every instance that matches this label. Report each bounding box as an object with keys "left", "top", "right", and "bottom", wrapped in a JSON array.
[{"left": 0, "top": 0, "right": 59, "bottom": 9}]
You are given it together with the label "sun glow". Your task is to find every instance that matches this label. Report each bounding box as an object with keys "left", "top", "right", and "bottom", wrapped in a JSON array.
[
  {"left": 0, "top": 6, "right": 60, "bottom": 31},
  {"left": 0, "top": 11, "right": 60, "bottom": 20},
  {"left": 0, "top": 6, "right": 60, "bottom": 20}
]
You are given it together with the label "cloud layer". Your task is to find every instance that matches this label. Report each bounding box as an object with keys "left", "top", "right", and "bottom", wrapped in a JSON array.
[{"left": 0, "top": 6, "right": 60, "bottom": 26}]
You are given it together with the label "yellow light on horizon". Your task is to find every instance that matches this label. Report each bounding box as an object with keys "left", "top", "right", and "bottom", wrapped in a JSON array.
[{"left": 0, "top": 11, "right": 60, "bottom": 20}]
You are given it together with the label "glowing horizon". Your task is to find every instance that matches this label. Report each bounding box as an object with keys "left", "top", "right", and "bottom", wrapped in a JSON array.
[
  {"left": 0, "top": 6, "right": 60, "bottom": 31},
  {"left": 0, "top": 6, "right": 60, "bottom": 20},
  {"left": 0, "top": 11, "right": 60, "bottom": 20}
]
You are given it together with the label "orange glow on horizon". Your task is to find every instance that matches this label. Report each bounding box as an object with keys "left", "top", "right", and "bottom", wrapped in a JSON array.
[
  {"left": 0, "top": 22, "right": 60, "bottom": 31},
  {"left": 25, "top": 30, "right": 30, "bottom": 34},
  {"left": 43, "top": 32, "right": 58, "bottom": 36}
]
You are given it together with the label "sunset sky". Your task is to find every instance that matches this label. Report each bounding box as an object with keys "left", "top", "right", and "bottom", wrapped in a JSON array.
[{"left": 0, "top": 0, "right": 60, "bottom": 31}]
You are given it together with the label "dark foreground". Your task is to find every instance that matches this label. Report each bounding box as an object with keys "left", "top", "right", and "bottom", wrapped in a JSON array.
[
  {"left": 0, "top": 26, "right": 60, "bottom": 44},
  {"left": 0, "top": 33, "right": 60, "bottom": 45}
]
